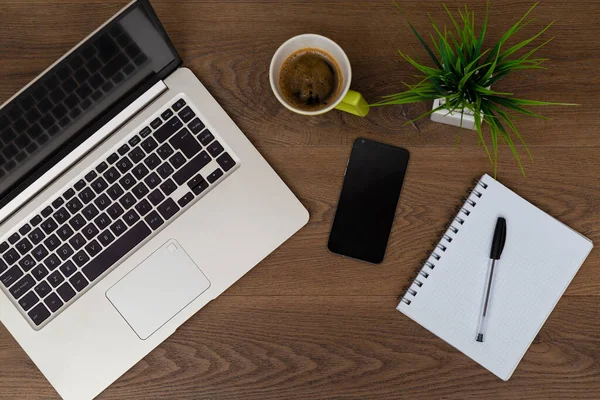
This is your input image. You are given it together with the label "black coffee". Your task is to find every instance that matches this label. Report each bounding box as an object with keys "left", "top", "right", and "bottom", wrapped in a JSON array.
[{"left": 279, "top": 48, "right": 342, "bottom": 111}]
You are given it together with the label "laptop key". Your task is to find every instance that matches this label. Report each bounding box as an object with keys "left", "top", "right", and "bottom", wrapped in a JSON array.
[
  {"left": 117, "top": 144, "right": 130, "bottom": 156},
  {"left": 94, "top": 213, "right": 111, "bottom": 230},
  {"left": 123, "top": 210, "right": 140, "bottom": 226},
  {"left": 66, "top": 197, "right": 83, "bottom": 213},
  {"left": 129, "top": 147, "right": 145, "bottom": 164},
  {"left": 53, "top": 207, "right": 70, "bottom": 224},
  {"left": 148, "top": 189, "right": 165, "bottom": 206},
  {"left": 169, "top": 128, "right": 201, "bottom": 158},
  {"left": 18, "top": 255, "right": 36, "bottom": 272},
  {"left": 103, "top": 166, "right": 121, "bottom": 183},
  {"left": 78, "top": 188, "right": 96, "bottom": 204},
  {"left": 91, "top": 177, "right": 108, "bottom": 194},
  {"left": 161, "top": 109, "right": 173, "bottom": 120},
  {"left": 43, "top": 234, "right": 61, "bottom": 251},
  {"left": 144, "top": 172, "right": 161, "bottom": 189},
  {"left": 207, "top": 168, "right": 224, "bottom": 184},
  {"left": 60, "top": 260, "right": 77, "bottom": 278},
  {"left": 110, "top": 219, "right": 127, "bottom": 237},
  {"left": 28, "top": 303, "right": 51, "bottom": 326},
  {"left": 41, "top": 206, "right": 53, "bottom": 218},
  {"left": 9, "top": 275, "right": 36, "bottom": 299},
  {"left": 0, "top": 242, "right": 8, "bottom": 253},
  {"left": 169, "top": 152, "right": 187, "bottom": 169},
  {"left": 69, "top": 233, "right": 86, "bottom": 250},
  {"left": 116, "top": 156, "right": 133, "bottom": 173},
  {"left": 188, "top": 118, "right": 205, "bottom": 134},
  {"left": 144, "top": 153, "right": 161, "bottom": 170},
  {"left": 35, "top": 281, "right": 52, "bottom": 298},
  {"left": 154, "top": 116, "right": 182, "bottom": 143},
  {"left": 173, "top": 151, "right": 210, "bottom": 185},
  {"left": 145, "top": 211, "right": 164, "bottom": 230},
  {"left": 96, "top": 161, "right": 108, "bottom": 173},
  {"left": 119, "top": 193, "right": 136, "bottom": 209},
  {"left": 85, "top": 170, "right": 97, "bottom": 182},
  {"left": 56, "top": 282, "right": 76, "bottom": 302},
  {"left": 31, "top": 265, "right": 49, "bottom": 281},
  {"left": 160, "top": 179, "right": 177, "bottom": 196},
  {"left": 3, "top": 248, "right": 20, "bottom": 265},
  {"left": 107, "top": 183, "right": 125, "bottom": 200},
  {"left": 141, "top": 137, "right": 158, "bottom": 153},
  {"left": 44, "top": 293, "right": 63, "bottom": 312},
  {"left": 157, "top": 198, "right": 180, "bottom": 220},
  {"left": 216, "top": 152, "right": 236, "bottom": 172},
  {"left": 107, "top": 203, "right": 124, "bottom": 220},
  {"left": 19, "top": 224, "right": 32, "bottom": 235},
  {"left": 107, "top": 153, "right": 119, "bottom": 164},
  {"left": 15, "top": 238, "right": 33, "bottom": 255},
  {"left": 177, "top": 192, "right": 194, "bottom": 208},
  {"left": 70, "top": 272, "right": 89, "bottom": 292},
  {"left": 98, "top": 230, "right": 115, "bottom": 247},
  {"left": 82, "top": 221, "right": 151, "bottom": 282},
  {"left": 73, "top": 250, "right": 90, "bottom": 267},
  {"left": 139, "top": 126, "right": 151, "bottom": 138},
  {"left": 19, "top": 291, "right": 39, "bottom": 311},
  {"left": 0, "top": 259, "right": 6, "bottom": 274},
  {"left": 57, "top": 243, "right": 74, "bottom": 261},
  {"left": 178, "top": 106, "right": 195, "bottom": 123},
  {"left": 198, "top": 129, "right": 214, "bottom": 146},
  {"left": 192, "top": 180, "right": 209, "bottom": 195},
  {"left": 40, "top": 218, "right": 58, "bottom": 234},
  {"left": 8, "top": 232, "right": 20, "bottom": 244},
  {"left": 44, "top": 254, "right": 61, "bottom": 271},
  {"left": 132, "top": 163, "right": 149, "bottom": 180},
  {"left": 63, "top": 188, "right": 76, "bottom": 200},
  {"left": 94, "top": 193, "right": 111, "bottom": 210},
  {"left": 156, "top": 162, "right": 174, "bottom": 179},
  {"left": 1, "top": 265, "right": 23, "bottom": 288},
  {"left": 150, "top": 118, "right": 162, "bottom": 129},
  {"left": 156, "top": 143, "right": 174, "bottom": 160},
  {"left": 68, "top": 214, "right": 85, "bottom": 231},
  {"left": 207, "top": 141, "right": 224, "bottom": 157},
  {"left": 85, "top": 240, "right": 102, "bottom": 258},
  {"left": 74, "top": 179, "right": 86, "bottom": 191},
  {"left": 82, "top": 223, "right": 99, "bottom": 240},
  {"left": 132, "top": 182, "right": 149, "bottom": 199},
  {"left": 82, "top": 204, "right": 99, "bottom": 221},
  {"left": 30, "top": 215, "right": 43, "bottom": 227},
  {"left": 172, "top": 98, "right": 186, "bottom": 111}
]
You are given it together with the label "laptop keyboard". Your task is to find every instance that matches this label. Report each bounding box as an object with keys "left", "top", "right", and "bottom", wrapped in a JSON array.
[{"left": 0, "top": 96, "right": 239, "bottom": 329}]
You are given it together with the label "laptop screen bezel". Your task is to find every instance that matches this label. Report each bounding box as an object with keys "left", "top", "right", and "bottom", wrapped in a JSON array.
[{"left": 0, "top": 0, "right": 182, "bottom": 214}]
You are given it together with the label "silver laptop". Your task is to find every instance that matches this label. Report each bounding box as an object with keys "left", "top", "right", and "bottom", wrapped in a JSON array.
[{"left": 0, "top": 1, "right": 308, "bottom": 398}]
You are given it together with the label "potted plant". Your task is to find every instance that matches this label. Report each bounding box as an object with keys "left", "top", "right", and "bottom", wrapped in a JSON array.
[{"left": 372, "top": 2, "right": 575, "bottom": 176}]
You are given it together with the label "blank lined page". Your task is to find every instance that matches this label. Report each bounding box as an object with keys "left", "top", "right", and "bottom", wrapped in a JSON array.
[{"left": 397, "top": 174, "right": 593, "bottom": 380}]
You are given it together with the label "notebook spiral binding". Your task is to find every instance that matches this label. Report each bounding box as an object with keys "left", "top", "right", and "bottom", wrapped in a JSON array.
[{"left": 400, "top": 178, "right": 489, "bottom": 305}]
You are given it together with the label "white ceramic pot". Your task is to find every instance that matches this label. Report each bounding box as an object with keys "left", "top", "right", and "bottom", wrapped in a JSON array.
[{"left": 430, "top": 97, "right": 478, "bottom": 130}]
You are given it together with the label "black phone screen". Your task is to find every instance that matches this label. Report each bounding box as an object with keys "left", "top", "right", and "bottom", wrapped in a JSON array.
[{"left": 328, "top": 138, "right": 409, "bottom": 263}]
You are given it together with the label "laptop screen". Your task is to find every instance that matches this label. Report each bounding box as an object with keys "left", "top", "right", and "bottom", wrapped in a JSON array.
[{"left": 0, "top": 0, "right": 181, "bottom": 211}]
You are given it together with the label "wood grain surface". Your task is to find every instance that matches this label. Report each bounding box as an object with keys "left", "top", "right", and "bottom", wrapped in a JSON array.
[{"left": 1, "top": 0, "right": 600, "bottom": 399}]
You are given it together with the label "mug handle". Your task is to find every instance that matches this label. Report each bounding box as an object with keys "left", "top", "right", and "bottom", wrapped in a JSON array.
[{"left": 335, "top": 90, "right": 370, "bottom": 117}]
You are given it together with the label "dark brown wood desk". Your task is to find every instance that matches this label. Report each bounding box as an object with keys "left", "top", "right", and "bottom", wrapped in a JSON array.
[{"left": 1, "top": 1, "right": 599, "bottom": 398}]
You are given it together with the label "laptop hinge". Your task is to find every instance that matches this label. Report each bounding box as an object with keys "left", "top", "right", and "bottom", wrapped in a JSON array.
[{"left": 0, "top": 80, "right": 168, "bottom": 225}]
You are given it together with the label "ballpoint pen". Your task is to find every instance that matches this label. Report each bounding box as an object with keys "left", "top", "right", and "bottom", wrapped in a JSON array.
[{"left": 476, "top": 217, "right": 507, "bottom": 342}]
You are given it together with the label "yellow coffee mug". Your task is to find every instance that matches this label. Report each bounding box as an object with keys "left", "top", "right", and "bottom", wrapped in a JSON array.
[{"left": 269, "top": 34, "right": 369, "bottom": 117}]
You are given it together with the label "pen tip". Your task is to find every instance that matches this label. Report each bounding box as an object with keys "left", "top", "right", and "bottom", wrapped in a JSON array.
[{"left": 476, "top": 333, "right": 484, "bottom": 342}]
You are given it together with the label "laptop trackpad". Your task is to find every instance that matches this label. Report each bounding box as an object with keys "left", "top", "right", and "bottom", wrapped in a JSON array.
[{"left": 106, "top": 239, "right": 211, "bottom": 340}]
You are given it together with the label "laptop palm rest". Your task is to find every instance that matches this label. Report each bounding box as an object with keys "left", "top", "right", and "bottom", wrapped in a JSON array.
[{"left": 106, "top": 239, "right": 211, "bottom": 340}]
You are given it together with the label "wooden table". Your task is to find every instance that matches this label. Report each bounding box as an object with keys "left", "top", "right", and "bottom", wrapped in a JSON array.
[{"left": 1, "top": 0, "right": 599, "bottom": 398}]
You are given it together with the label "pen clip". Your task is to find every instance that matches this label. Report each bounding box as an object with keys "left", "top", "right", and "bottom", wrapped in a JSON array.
[{"left": 490, "top": 217, "right": 506, "bottom": 259}]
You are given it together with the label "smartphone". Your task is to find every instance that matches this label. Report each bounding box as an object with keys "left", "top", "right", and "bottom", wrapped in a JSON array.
[{"left": 328, "top": 138, "right": 409, "bottom": 264}]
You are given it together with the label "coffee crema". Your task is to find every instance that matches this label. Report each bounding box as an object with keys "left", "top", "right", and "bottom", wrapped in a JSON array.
[{"left": 278, "top": 48, "right": 343, "bottom": 111}]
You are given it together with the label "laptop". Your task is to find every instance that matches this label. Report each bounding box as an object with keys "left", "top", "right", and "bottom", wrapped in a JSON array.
[{"left": 0, "top": 1, "right": 308, "bottom": 398}]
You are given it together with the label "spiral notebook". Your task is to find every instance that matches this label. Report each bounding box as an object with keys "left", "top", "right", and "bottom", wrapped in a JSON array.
[{"left": 397, "top": 174, "right": 593, "bottom": 380}]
